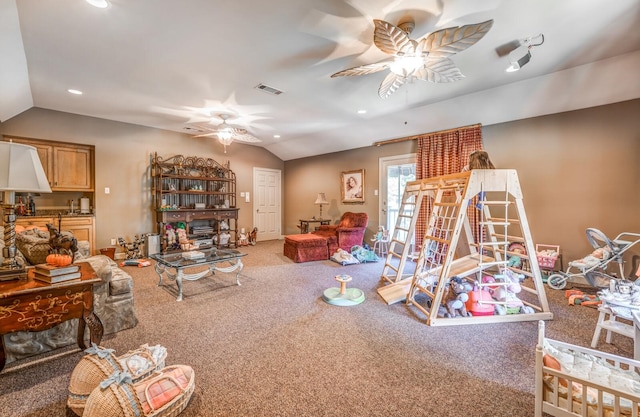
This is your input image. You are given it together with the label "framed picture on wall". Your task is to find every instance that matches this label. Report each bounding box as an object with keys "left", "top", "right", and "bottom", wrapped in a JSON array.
[{"left": 341, "top": 169, "right": 365, "bottom": 204}]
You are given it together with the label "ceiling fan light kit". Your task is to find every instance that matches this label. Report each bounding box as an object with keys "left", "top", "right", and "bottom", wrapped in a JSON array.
[
  {"left": 505, "top": 33, "right": 544, "bottom": 72},
  {"left": 191, "top": 114, "right": 261, "bottom": 153},
  {"left": 331, "top": 18, "right": 494, "bottom": 99}
]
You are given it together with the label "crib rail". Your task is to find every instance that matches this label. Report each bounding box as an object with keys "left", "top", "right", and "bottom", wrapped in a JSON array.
[{"left": 536, "top": 321, "right": 640, "bottom": 417}]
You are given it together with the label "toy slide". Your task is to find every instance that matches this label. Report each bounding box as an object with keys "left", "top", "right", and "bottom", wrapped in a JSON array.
[{"left": 377, "top": 254, "right": 493, "bottom": 305}]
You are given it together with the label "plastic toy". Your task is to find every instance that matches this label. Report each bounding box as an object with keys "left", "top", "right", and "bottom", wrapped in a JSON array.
[{"left": 117, "top": 235, "right": 144, "bottom": 260}]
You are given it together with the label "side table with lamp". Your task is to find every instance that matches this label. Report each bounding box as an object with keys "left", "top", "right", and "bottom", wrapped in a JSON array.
[{"left": 297, "top": 192, "right": 331, "bottom": 233}]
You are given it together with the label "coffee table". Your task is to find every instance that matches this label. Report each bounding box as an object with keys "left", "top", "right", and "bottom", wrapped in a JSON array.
[{"left": 151, "top": 248, "right": 247, "bottom": 301}]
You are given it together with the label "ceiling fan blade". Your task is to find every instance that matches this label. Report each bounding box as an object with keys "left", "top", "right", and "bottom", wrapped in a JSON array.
[
  {"left": 193, "top": 132, "right": 218, "bottom": 138},
  {"left": 495, "top": 39, "right": 522, "bottom": 57},
  {"left": 420, "top": 19, "right": 494, "bottom": 58},
  {"left": 331, "top": 62, "right": 390, "bottom": 78},
  {"left": 373, "top": 19, "right": 413, "bottom": 55},
  {"left": 225, "top": 126, "right": 261, "bottom": 143},
  {"left": 378, "top": 72, "right": 406, "bottom": 99},
  {"left": 414, "top": 58, "right": 465, "bottom": 83},
  {"left": 233, "top": 133, "right": 262, "bottom": 143}
]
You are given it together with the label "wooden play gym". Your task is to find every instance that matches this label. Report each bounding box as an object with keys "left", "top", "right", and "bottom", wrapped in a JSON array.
[{"left": 377, "top": 169, "right": 553, "bottom": 326}]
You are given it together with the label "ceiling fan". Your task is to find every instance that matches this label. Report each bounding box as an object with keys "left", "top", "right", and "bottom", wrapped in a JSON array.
[
  {"left": 331, "top": 18, "right": 494, "bottom": 99},
  {"left": 193, "top": 114, "right": 261, "bottom": 153}
]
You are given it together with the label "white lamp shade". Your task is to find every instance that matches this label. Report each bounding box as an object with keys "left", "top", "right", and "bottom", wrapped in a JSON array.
[
  {"left": 314, "top": 193, "right": 328, "bottom": 205},
  {"left": 0, "top": 142, "right": 52, "bottom": 193}
]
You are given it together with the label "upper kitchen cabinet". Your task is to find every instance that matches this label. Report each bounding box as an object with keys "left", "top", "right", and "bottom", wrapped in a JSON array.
[{"left": 2, "top": 136, "right": 95, "bottom": 191}]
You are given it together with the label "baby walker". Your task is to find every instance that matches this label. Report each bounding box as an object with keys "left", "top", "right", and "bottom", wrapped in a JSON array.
[{"left": 546, "top": 228, "right": 640, "bottom": 290}]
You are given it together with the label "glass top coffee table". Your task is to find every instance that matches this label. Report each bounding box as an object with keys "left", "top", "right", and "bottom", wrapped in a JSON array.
[{"left": 151, "top": 248, "right": 247, "bottom": 301}]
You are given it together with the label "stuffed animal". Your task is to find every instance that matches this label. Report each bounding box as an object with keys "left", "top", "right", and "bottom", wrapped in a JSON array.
[
  {"left": 491, "top": 268, "right": 529, "bottom": 314},
  {"left": 165, "top": 224, "right": 177, "bottom": 248},
  {"left": 176, "top": 224, "right": 189, "bottom": 245},
  {"left": 248, "top": 227, "right": 258, "bottom": 246},
  {"left": 440, "top": 276, "right": 472, "bottom": 318}
]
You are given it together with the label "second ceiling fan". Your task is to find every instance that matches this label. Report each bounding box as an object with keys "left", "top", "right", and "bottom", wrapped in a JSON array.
[{"left": 193, "top": 114, "right": 261, "bottom": 153}]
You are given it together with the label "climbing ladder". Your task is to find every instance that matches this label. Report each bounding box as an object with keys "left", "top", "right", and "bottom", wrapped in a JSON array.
[
  {"left": 379, "top": 175, "right": 471, "bottom": 286},
  {"left": 377, "top": 169, "right": 552, "bottom": 326}
]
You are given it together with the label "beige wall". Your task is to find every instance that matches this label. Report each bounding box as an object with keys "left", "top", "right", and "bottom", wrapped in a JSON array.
[
  {"left": 0, "top": 108, "right": 283, "bottom": 252},
  {"left": 284, "top": 99, "right": 640, "bottom": 264},
  {"left": 2, "top": 100, "right": 639, "bottom": 266},
  {"left": 283, "top": 141, "right": 414, "bottom": 239}
]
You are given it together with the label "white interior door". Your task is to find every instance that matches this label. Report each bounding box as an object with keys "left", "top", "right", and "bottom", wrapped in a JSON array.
[
  {"left": 379, "top": 154, "right": 416, "bottom": 241},
  {"left": 253, "top": 167, "right": 281, "bottom": 241}
]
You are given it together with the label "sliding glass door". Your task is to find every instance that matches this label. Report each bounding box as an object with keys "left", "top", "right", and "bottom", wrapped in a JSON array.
[{"left": 378, "top": 154, "right": 416, "bottom": 243}]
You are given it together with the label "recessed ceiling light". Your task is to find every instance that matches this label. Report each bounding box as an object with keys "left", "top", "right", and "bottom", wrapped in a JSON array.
[
  {"left": 357, "top": 109, "right": 367, "bottom": 114},
  {"left": 67, "top": 89, "right": 83, "bottom": 95},
  {"left": 273, "top": 134, "right": 281, "bottom": 139},
  {"left": 86, "top": 0, "right": 110, "bottom": 8}
]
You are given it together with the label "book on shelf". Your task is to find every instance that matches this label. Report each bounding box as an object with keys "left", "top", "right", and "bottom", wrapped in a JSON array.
[
  {"left": 34, "top": 263, "right": 80, "bottom": 277},
  {"left": 34, "top": 271, "right": 82, "bottom": 283}
]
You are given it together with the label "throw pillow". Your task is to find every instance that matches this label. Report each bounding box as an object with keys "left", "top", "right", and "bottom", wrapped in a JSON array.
[{"left": 15, "top": 229, "right": 51, "bottom": 265}]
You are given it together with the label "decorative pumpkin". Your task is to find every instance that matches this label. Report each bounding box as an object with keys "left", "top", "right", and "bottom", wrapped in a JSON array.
[{"left": 46, "top": 253, "right": 73, "bottom": 267}]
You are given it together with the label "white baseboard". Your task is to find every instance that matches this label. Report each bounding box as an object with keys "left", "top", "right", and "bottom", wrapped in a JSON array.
[{"left": 114, "top": 253, "right": 126, "bottom": 260}]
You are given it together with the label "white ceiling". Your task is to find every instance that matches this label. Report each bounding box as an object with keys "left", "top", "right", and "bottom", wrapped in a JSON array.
[{"left": 1, "top": 0, "right": 639, "bottom": 160}]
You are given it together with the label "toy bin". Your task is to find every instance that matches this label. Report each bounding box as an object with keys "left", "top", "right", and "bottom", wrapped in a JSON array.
[{"left": 535, "top": 244, "right": 560, "bottom": 271}]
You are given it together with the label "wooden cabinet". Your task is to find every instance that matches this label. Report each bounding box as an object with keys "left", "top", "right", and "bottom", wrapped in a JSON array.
[
  {"left": 53, "top": 146, "right": 93, "bottom": 190},
  {"left": 151, "top": 153, "right": 238, "bottom": 251},
  {"left": 16, "top": 216, "right": 96, "bottom": 255},
  {"left": 2, "top": 136, "right": 94, "bottom": 191},
  {"left": 15, "top": 217, "right": 54, "bottom": 231},
  {"left": 60, "top": 217, "right": 96, "bottom": 255}
]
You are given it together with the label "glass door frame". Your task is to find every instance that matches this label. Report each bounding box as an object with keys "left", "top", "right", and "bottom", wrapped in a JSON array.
[{"left": 378, "top": 153, "right": 416, "bottom": 240}]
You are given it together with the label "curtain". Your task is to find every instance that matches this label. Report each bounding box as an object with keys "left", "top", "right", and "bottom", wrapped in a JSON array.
[{"left": 415, "top": 124, "right": 484, "bottom": 253}]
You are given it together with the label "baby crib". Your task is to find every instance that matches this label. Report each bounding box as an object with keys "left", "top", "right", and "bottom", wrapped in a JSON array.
[{"left": 536, "top": 320, "right": 640, "bottom": 417}]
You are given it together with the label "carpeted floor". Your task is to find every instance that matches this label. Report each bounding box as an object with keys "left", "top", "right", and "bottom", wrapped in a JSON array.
[{"left": 0, "top": 240, "right": 633, "bottom": 416}]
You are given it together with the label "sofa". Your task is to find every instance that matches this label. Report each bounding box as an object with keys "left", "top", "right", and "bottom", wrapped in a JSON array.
[
  {"left": 312, "top": 212, "right": 369, "bottom": 254},
  {"left": 1, "top": 229, "right": 137, "bottom": 364}
]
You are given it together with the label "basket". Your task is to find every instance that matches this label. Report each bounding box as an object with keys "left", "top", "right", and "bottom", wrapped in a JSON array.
[
  {"left": 536, "top": 244, "right": 560, "bottom": 270},
  {"left": 83, "top": 365, "right": 195, "bottom": 417},
  {"left": 67, "top": 344, "right": 168, "bottom": 416}
]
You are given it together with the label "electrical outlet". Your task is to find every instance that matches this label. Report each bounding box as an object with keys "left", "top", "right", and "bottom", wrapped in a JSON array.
[{"left": 110, "top": 238, "right": 116, "bottom": 245}]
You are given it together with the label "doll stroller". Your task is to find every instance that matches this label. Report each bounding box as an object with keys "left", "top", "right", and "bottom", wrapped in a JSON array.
[{"left": 546, "top": 228, "right": 640, "bottom": 290}]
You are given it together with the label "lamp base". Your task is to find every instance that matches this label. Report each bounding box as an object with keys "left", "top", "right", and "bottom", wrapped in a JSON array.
[{"left": 0, "top": 266, "right": 27, "bottom": 282}]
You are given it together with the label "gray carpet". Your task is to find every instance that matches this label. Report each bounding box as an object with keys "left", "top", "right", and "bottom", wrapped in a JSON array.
[{"left": 0, "top": 240, "right": 633, "bottom": 416}]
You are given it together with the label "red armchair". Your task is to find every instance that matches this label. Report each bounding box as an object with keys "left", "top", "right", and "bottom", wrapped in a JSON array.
[{"left": 313, "top": 212, "right": 369, "bottom": 254}]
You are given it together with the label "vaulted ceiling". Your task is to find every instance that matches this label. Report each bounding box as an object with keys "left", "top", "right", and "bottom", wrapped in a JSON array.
[{"left": 1, "top": 0, "right": 639, "bottom": 160}]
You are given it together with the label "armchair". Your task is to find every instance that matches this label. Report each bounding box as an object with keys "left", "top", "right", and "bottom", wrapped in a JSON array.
[{"left": 313, "top": 212, "right": 369, "bottom": 254}]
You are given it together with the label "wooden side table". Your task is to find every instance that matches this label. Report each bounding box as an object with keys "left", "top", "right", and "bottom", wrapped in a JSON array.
[
  {"left": 0, "top": 262, "right": 103, "bottom": 371},
  {"left": 298, "top": 219, "right": 331, "bottom": 234}
]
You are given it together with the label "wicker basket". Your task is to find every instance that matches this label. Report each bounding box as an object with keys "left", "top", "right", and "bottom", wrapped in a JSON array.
[
  {"left": 67, "top": 344, "right": 167, "bottom": 416},
  {"left": 83, "top": 365, "right": 195, "bottom": 417}
]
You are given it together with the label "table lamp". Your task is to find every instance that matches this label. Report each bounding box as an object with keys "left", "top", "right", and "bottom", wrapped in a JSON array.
[
  {"left": 0, "top": 142, "right": 52, "bottom": 281},
  {"left": 314, "top": 192, "right": 328, "bottom": 219}
]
